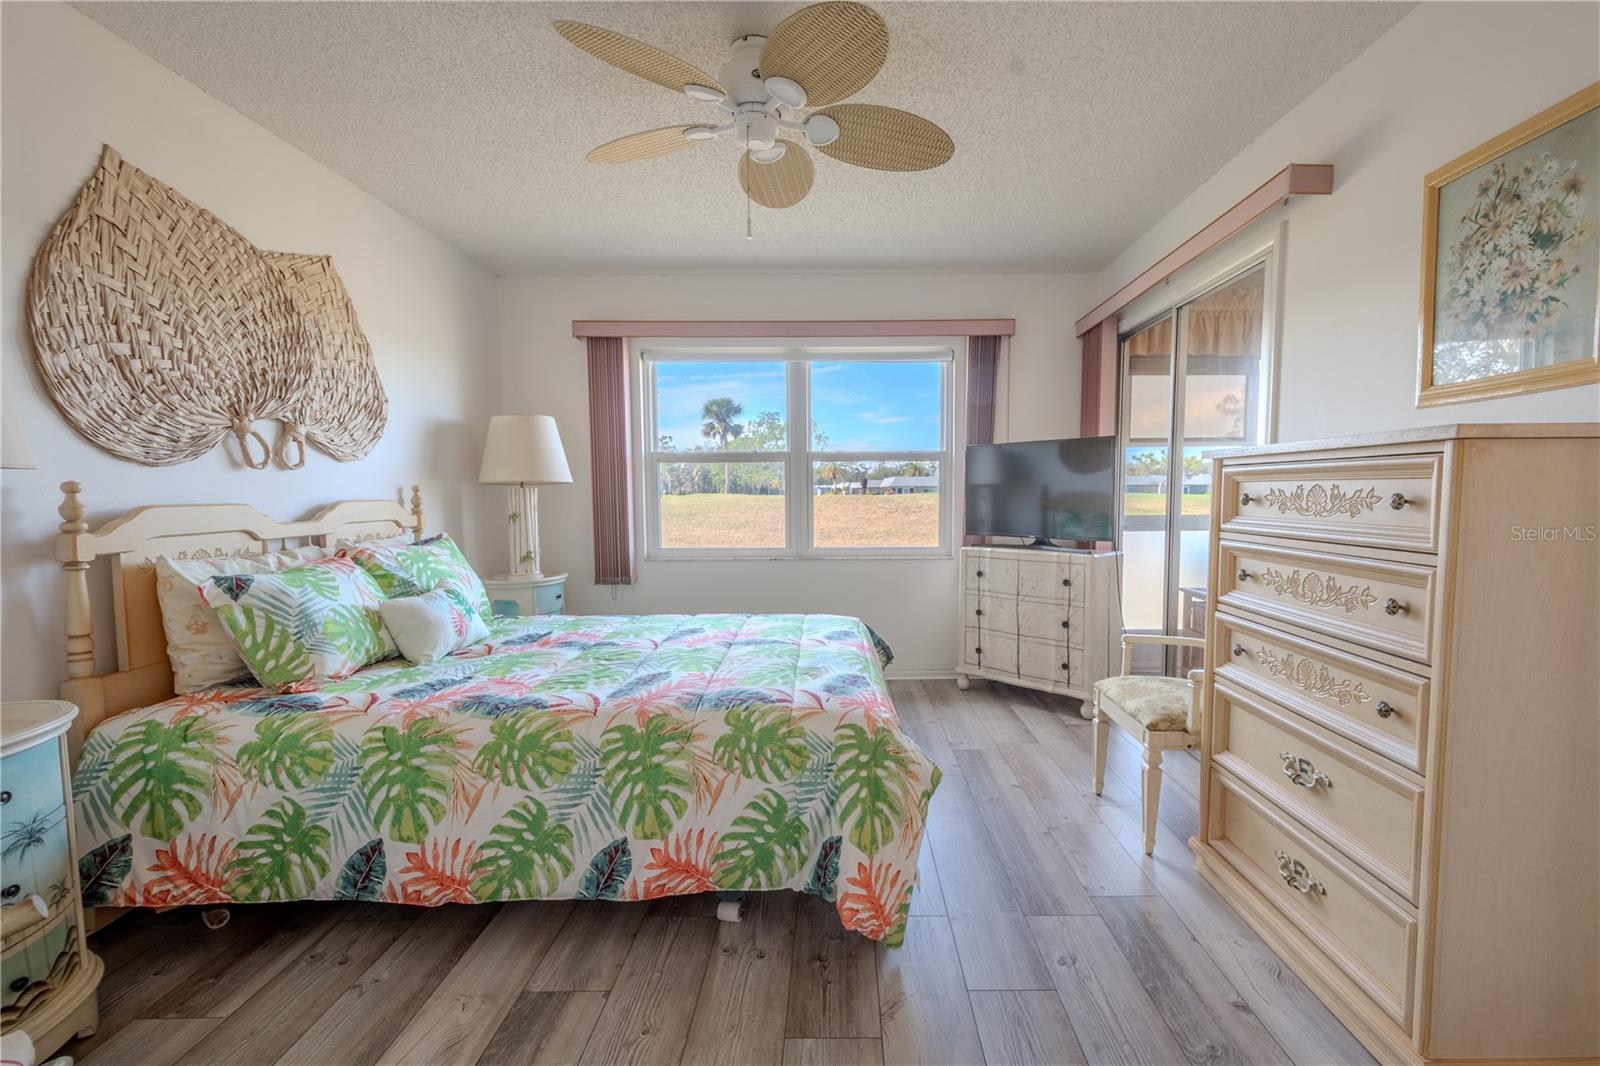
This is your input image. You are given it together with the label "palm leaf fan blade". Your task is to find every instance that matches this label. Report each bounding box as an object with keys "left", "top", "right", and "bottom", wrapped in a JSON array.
[
  {"left": 739, "top": 144, "right": 815, "bottom": 209},
  {"left": 758, "top": 2, "right": 888, "bottom": 107},
  {"left": 812, "top": 104, "right": 954, "bottom": 172},
  {"left": 555, "top": 21, "right": 724, "bottom": 95},
  {"left": 587, "top": 126, "right": 713, "bottom": 165}
]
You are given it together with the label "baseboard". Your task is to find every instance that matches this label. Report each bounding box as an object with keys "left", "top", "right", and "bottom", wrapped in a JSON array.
[{"left": 881, "top": 667, "right": 959, "bottom": 680}]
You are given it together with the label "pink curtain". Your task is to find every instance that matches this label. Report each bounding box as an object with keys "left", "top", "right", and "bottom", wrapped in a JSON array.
[
  {"left": 964, "top": 335, "right": 1001, "bottom": 546},
  {"left": 586, "top": 337, "right": 635, "bottom": 585}
]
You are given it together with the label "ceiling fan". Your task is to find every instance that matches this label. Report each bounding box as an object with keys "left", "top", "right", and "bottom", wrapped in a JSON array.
[{"left": 554, "top": 1, "right": 954, "bottom": 233}]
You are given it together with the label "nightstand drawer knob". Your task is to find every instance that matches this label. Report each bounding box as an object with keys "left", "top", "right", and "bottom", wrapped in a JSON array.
[
  {"left": 2, "top": 883, "right": 19, "bottom": 900},
  {"left": 1376, "top": 700, "right": 1395, "bottom": 718},
  {"left": 1384, "top": 598, "right": 1406, "bottom": 616},
  {"left": 9, "top": 976, "right": 29, "bottom": 994},
  {"left": 0, "top": 790, "right": 10, "bottom": 804}
]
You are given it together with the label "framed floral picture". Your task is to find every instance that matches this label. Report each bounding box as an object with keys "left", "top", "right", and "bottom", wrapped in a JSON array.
[{"left": 1418, "top": 82, "right": 1600, "bottom": 407}]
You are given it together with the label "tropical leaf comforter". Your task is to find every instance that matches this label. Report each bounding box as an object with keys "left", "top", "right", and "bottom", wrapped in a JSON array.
[{"left": 72, "top": 613, "right": 940, "bottom": 944}]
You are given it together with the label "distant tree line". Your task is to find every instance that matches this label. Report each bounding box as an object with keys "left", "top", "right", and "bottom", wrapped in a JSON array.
[{"left": 655, "top": 397, "right": 934, "bottom": 496}]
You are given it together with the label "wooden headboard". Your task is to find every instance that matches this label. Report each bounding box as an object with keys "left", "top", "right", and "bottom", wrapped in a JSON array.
[{"left": 54, "top": 480, "right": 423, "bottom": 755}]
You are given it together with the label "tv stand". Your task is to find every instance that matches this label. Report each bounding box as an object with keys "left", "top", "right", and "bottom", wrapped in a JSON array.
[{"left": 956, "top": 545, "right": 1120, "bottom": 716}]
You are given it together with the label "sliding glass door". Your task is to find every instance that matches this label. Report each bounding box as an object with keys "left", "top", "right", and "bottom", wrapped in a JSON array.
[{"left": 1119, "top": 263, "right": 1268, "bottom": 671}]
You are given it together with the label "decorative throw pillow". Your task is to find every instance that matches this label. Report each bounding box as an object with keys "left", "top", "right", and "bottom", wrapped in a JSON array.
[
  {"left": 155, "top": 545, "right": 331, "bottom": 693},
  {"left": 198, "top": 555, "right": 396, "bottom": 689},
  {"left": 380, "top": 583, "right": 491, "bottom": 664},
  {"left": 343, "top": 533, "right": 491, "bottom": 619}
]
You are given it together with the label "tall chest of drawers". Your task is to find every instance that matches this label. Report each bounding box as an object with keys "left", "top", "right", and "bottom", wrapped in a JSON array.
[{"left": 1193, "top": 425, "right": 1598, "bottom": 1065}]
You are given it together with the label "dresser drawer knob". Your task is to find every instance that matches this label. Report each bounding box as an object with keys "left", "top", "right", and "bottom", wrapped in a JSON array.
[
  {"left": 0, "top": 789, "right": 10, "bottom": 804},
  {"left": 1, "top": 883, "right": 19, "bottom": 900},
  {"left": 1062, "top": 578, "right": 1071, "bottom": 588},
  {"left": 1237, "top": 568, "right": 1251, "bottom": 581},
  {"left": 1240, "top": 492, "right": 1254, "bottom": 506},
  {"left": 975, "top": 608, "right": 983, "bottom": 617},
  {"left": 1279, "top": 752, "right": 1333, "bottom": 790},
  {"left": 1384, "top": 598, "right": 1406, "bottom": 616},
  {"left": 1060, "top": 662, "right": 1069, "bottom": 671},
  {"left": 1273, "top": 849, "right": 1326, "bottom": 895},
  {"left": 1375, "top": 700, "right": 1396, "bottom": 719},
  {"left": 1389, "top": 492, "right": 1409, "bottom": 510},
  {"left": 1231, "top": 643, "right": 1245, "bottom": 656},
  {"left": 974, "top": 645, "right": 982, "bottom": 655},
  {"left": 1060, "top": 620, "right": 1070, "bottom": 630},
  {"left": 976, "top": 569, "right": 985, "bottom": 578}
]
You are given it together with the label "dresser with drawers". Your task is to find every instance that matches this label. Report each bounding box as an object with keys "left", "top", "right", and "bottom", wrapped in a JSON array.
[
  {"left": 957, "top": 546, "right": 1118, "bottom": 708},
  {"left": 1193, "top": 425, "right": 1598, "bottom": 1065}
]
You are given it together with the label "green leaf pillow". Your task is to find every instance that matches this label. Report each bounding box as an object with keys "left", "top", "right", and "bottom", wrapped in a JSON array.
[
  {"left": 343, "top": 533, "right": 491, "bottom": 619},
  {"left": 198, "top": 555, "right": 397, "bottom": 690}
]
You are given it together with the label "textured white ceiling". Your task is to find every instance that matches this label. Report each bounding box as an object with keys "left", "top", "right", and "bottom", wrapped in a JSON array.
[{"left": 74, "top": 1, "right": 1412, "bottom": 273}]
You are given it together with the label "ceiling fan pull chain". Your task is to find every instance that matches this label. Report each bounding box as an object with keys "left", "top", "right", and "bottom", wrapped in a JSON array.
[{"left": 745, "top": 128, "right": 754, "bottom": 240}]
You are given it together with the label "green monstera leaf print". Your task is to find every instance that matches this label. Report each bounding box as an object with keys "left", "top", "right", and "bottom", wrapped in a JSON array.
[
  {"left": 712, "top": 705, "right": 810, "bottom": 784},
  {"left": 273, "top": 563, "right": 342, "bottom": 601},
  {"left": 471, "top": 798, "right": 575, "bottom": 900},
  {"left": 360, "top": 719, "right": 457, "bottom": 843},
  {"left": 834, "top": 723, "right": 912, "bottom": 856},
  {"left": 714, "top": 789, "right": 811, "bottom": 890},
  {"left": 107, "top": 719, "right": 219, "bottom": 840},
  {"left": 227, "top": 799, "right": 332, "bottom": 901},
  {"left": 236, "top": 714, "right": 335, "bottom": 790},
  {"left": 224, "top": 605, "right": 314, "bottom": 687},
  {"left": 314, "top": 604, "right": 388, "bottom": 669},
  {"left": 600, "top": 716, "right": 693, "bottom": 839},
  {"left": 474, "top": 713, "right": 576, "bottom": 790}
]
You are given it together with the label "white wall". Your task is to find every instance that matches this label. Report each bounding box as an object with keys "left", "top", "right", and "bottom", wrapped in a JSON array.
[
  {"left": 0, "top": 3, "right": 497, "bottom": 699},
  {"left": 494, "top": 273, "right": 1093, "bottom": 675},
  {"left": 1093, "top": 1, "right": 1600, "bottom": 440}
]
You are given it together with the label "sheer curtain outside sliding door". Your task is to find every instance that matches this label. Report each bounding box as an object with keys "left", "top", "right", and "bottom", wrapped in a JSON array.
[{"left": 1118, "top": 264, "right": 1269, "bottom": 673}]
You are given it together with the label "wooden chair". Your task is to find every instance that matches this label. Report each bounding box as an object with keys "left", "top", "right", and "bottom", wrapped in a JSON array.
[{"left": 1091, "top": 633, "right": 1206, "bottom": 855}]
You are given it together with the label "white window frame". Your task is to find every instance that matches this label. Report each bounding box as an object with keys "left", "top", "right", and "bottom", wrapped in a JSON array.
[{"left": 636, "top": 339, "right": 955, "bottom": 561}]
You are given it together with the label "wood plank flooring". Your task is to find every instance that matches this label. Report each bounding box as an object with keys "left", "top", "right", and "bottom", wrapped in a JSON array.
[{"left": 69, "top": 680, "right": 1373, "bottom": 1066}]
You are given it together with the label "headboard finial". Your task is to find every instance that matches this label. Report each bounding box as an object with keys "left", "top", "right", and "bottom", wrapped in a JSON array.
[
  {"left": 410, "top": 484, "right": 424, "bottom": 540},
  {"left": 59, "top": 480, "right": 87, "bottom": 532}
]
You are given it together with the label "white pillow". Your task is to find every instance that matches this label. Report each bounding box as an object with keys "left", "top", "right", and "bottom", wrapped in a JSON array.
[
  {"left": 380, "top": 584, "right": 491, "bottom": 665},
  {"left": 155, "top": 545, "right": 330, "bottom": 693}
]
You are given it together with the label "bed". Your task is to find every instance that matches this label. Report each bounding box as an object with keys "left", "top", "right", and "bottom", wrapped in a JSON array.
[{"left": 55, "top": 485, "right": 937, "bottom": 944}]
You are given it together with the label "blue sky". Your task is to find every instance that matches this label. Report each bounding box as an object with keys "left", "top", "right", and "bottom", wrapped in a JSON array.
[{"left": 655, "top": 360, "right": 942, "bottom": 452}]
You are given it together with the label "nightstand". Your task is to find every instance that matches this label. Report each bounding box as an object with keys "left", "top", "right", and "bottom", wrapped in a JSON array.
[
  {"left": 1, "top": 701, "right": 102, "bottom": 1059},
  {"left": 482, "top": 573, "right": 567, "bottom": 618}
]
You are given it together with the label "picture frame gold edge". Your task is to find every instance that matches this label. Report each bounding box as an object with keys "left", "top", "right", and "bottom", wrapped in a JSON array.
[
  {"left": 1417, "top": 358, "right": 1600, "bottom": 408},
  {"left": 1416, "top": 80, "right": 1600, "bottom": 409}
]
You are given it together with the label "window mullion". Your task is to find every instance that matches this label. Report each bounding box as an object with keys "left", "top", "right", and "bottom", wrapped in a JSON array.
[{"left": 791, "top": 360, "right": 808, "bottom": 556}]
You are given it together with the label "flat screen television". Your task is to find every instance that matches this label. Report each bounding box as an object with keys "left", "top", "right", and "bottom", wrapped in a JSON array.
[{"left": 965, "top": 436, "right": 1118, "bottom": 545}]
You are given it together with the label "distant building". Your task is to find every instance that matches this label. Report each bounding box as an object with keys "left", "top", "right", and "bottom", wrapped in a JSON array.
[{"left": 877, "top": 476, "right": 938, "bottom": 494}]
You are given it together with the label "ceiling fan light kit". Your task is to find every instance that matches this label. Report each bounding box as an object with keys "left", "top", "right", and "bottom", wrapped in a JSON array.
[{"left": 555, "top": 1, "right": 953, "bottom": 232}]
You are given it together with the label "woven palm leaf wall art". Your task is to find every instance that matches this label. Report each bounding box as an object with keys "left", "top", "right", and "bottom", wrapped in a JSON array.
[{"left": 27, "top": 145, "right": 386, "bottom": 469}]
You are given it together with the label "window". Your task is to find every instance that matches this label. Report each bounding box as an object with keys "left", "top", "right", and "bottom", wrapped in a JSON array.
[{"left": 641, "top": 347, "right": 952, "bottom": 557}]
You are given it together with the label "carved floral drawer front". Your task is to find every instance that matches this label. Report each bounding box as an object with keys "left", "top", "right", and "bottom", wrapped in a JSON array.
[
  {"left": 1221, "top": 454, "right": 1443, "bottom": 553},
  {"left": 1207, "top": 771, "right": 1417, "bottom": 1031},
  {"left": 1218, "top": 541, "right": 1436, "bottom": 664},
  {"left": 1214, "top": 611, "right": 1429, "bottom": 773},
  {"left": 1212, "top": 680, "right": 1425, "bottom": 902}
]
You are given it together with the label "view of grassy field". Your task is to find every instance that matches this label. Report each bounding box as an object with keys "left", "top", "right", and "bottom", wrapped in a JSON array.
[
  {"left": 1123, "top": 492, "right": 1213, "bottom": 517},
  {"left": 659, "top": 493, "right": 940, "bottom": 549}
]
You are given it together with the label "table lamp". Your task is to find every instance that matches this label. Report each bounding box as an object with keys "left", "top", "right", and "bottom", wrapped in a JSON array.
[{"left": 479, "top": 414, "right": 572, "bottom": 577}]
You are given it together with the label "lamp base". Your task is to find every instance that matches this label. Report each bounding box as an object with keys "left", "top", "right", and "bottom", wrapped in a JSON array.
[{"left": 506, "top": 483, "right": 542, "bottom": 576}]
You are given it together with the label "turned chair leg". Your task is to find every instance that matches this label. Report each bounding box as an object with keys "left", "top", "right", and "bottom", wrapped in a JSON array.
[
  {"left": 1091, "top": 705, "right": 1110, "bottom": 797},
  {"left": 1141, "top": 745, "right": 1164, "bottom": 855}
]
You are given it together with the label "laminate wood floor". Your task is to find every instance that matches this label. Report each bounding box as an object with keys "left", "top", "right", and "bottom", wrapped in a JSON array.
[{"left": 67, "top": 681, "right": 1374, "bottom": 1066}]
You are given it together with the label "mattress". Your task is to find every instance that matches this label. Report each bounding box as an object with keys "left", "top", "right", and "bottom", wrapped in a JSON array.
[{"left": 72, "top": 613, "right": 939, "bottom": 944}]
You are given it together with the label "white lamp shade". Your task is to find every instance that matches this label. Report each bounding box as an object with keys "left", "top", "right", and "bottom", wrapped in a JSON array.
[
  {"left": 1, "top": 402, "right": 35, "bottom": 470},
  {"left": 479, "top": 414, "right": 572, "bottom": 486}
]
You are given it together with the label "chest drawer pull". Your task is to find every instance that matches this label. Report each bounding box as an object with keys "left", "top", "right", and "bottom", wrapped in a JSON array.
[
  {"left": 976, "top": 569, "right": 985, "bottom": 577},
  {"left": 1389, "top": 492, "right": 1409, "bottom": 510},
  {"left": 1062, "top": 578, "right": 1071, "bottom": 588},
  {"left": 1279, "top": 752, "right": 1333, "bottom": 790},
  {"left": 1060, "top": 620, "right": 1070, "bottom": 630},
  {"left": 1231, "top": 642, "right": 1246, "bottom": 656},
  {"left": 1237, "top": 568, "right": 1251, "bottom": 581},
  {"left": 1240, "top": 492, "right": 1254, "bottom": 505},
  {"left": 1274, "top": 850, "right": 1326, "bottom": 895},
  {"left": 1384, "top": 598, "right": 1406, "bottom": 616},
  {"left": 1375, "top": 700, "right": 1396, "bottom": 719},
  {"left": 975, "top": 608, "right": 983, "bottom": 617}
]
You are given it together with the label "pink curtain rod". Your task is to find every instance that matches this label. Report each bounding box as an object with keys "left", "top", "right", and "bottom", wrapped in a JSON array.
[{"left": 570, "top": 319, "right": 1017, "bottom": 338}]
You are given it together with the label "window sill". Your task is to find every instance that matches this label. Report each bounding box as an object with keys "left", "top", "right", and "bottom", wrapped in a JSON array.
[{"left": 643, "top": 551, "right": 954, "bottom": 563}]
